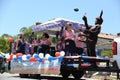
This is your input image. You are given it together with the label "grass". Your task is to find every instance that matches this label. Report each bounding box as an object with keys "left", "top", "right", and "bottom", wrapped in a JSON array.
[{"left": 91, "top": 75, "right": 118, "bottom": 80}]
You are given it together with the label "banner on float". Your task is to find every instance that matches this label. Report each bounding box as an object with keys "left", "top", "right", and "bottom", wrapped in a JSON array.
[{"left": 10, "top": 59, "right": 61, "bottom": 75}]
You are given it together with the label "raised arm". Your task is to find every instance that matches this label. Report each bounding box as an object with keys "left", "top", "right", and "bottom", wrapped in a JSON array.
[{"left": 82, "top": 16, "right": 89, "bottom": 30}]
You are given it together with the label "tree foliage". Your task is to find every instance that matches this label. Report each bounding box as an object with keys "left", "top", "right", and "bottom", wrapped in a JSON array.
[
  {"left": 101, "top": 49, "right": 113, "bottom": 58},
  {"left": 51, "top": 37, "right": 56, "bottom": 44},
  {"left": 1, "top": 34, "right": 12, "bottom": 39},
  {"left": 0, "top": 37, "right": 9, "bottom": 53},
  {"left": 19, "top": 26, "right": 33, "bottom": 41}
]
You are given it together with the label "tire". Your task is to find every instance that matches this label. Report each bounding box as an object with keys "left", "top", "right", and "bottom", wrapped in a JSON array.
[
  {"left": 60, "top": 65, "right": 71, "bottom": 79},
  {"left": 60, "top": 69, "right": 70, "bottom": 79},
  {"left": 72, "top": 70, "right": 85, "bottom": 79},
  {"left": 19, "top": 74, "right": 28, "bottom": 78},
  {"left": 29, "top": 74, "right": 40, "bottom": 79}
]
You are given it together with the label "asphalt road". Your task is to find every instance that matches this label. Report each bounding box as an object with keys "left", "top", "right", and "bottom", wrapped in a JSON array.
[{"left": 0, "top": 72, "right": 94, "bottom": 80}]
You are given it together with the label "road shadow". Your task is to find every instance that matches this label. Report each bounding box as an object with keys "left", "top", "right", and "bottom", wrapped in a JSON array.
[
  {"left": 38, "top": 75, "right": 85, "bottom": 80},
  {"left": 12, "top": 75, "right": 85, "bottom": 80}
]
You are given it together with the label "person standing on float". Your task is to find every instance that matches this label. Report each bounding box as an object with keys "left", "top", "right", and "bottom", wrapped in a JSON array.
[
  {"left": 82, "top": 11, "right": 103, "bottom": 66},
  {"left": 62, "top": 23, "right": 76, "bottom": 56}
]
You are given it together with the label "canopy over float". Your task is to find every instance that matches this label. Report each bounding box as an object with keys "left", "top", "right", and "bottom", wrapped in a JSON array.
[{"left": 32, "top": 18, "right": 85, "bottom": 34}]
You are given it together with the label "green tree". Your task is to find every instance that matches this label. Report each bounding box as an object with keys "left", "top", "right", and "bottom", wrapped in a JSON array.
[
  {"left": 51, "top": 37, "right": 56, "bottom": 44},
  {"left": 19, "top": 26, "right": 43, "bottom": 42},
  {"left": 0, "top": 37, "right": 9, "bottom": 53},
  {"left": 1, "top": 34, "right": 12, "bottom": 39},
  {"left": 20, "top": 27, "right": 28, "bottom": 33},
  {"left": 101, "top": 49, "right": 113, "bottom": 58},
  {"left": 19, "top": 26, "right": 32, "bottom": 41}
]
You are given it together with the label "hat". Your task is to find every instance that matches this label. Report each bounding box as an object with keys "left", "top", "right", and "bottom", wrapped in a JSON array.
[{"left": 66, "top": 22, "right": 72, "bottom": 26}]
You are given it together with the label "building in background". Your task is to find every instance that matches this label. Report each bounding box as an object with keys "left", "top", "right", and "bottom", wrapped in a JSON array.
[{"left": 96, "top": 33, "right": 116, "bottom": 50}]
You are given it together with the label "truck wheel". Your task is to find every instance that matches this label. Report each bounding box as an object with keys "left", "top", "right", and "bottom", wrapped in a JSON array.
[
  {"left": 60, "top": 65, "right": 70, "bottom": 79},
  {"left": 29, "top": 74, "right": 40, "bottom": 79},
  {"left": 60, "top": 69, "right": 70, "bottom": 79},
  {"left": 19, "top": 74, "right": 28, "bottom": 78},
  {"left": 72, "top": 70, "right": 85, "bottom": 79}
]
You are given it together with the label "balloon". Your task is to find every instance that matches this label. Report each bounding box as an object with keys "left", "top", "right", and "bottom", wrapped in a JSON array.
[
  {"left": 6, "top": 53, "right": 14, "bottom": 61},
  {"left": 6, "top": 58, "right": 11, "bottom": 62},
  {"left": 55, "top": 52, "right": 60, "bottom": 57},
  {"left": 42, "top": 59, "right": 44, "bottom": 63},
  {"left": 17, "top": 56, "right": 22, "bottom": 61},
  {"left": 26, "top": 54, "right": 31, "bottom": 60},
  {"left": 45, "top": 54, "right": 50, "bottom": 59},
  {"left": 22, "top": 55, "right": 27, "bottom": 61},
  {"left": 38, "top": 58, "right": 42, "bottom": 62},
  {"left": 16, "top": 53, "right": 23, "bottom": 58},
  {"left": 29, "top": 57, "right": 35, "bottom": 62},
  {"left": 13, "top": 55, "right": 16, "bottom": 58},
  {"left": 58, "top": 56, "right": 63, "bottom": 62},
  {"left": 60, "top": 51, "right": 65, "bottom": 56},
  {"left": 48, "top": 56, "right": 54, "bottom": 61},
  {"left": 39, "top": 53, "right": 44, "bottom": 58},
  {"left": 5, "top": 54, "right": 12, "bottom": 62},
  {"left": 8, "top": 37, "right": 13, "bottom": 43},
  {"left": 13, "top": 55, "right": 17, "bottom": 60},
  {"left": 10, "top": 54, "right": 14, "bottom": 60},
  {"left": 33, "top": 54, "right": 39, "bottom": 59},
  {"left": 13, "top": 57, "right": 17, "bottom": 61},
  {"left": 5, "top": 54, "right": 10, "bottom": 59}
]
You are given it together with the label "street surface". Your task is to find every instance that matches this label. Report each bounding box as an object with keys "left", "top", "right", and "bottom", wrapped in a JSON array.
[{"left": 0, "top": 72, "right": 97, "bottom": 80}]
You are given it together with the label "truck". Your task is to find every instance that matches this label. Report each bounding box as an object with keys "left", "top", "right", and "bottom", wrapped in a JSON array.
[
  {"left": 0, "top": 52, "right": 6, "bottom": 74},
  {"left": 9, "top": 18, "right": 120, "bottom": 79}
]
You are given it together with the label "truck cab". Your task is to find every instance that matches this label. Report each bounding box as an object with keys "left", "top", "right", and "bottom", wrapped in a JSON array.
[{"left": 112, "top": 34, "right": 120, "bottom": 69}]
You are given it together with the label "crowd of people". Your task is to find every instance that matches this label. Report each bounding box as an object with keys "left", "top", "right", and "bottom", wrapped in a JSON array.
[
  {"left": 11, "top": 29, "right": 85, "bottom": 56},
  {"left": 59, "top": 22, "right": 85, "bottom": 56},
  {"left": 11, "top": 32, "right": 51, "bottom": 56},
  {"left": 11, "top": 11, "right": 103, "bottom": 62}
]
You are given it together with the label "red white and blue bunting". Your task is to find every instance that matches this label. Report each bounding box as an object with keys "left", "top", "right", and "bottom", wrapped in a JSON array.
[{"left": 5, "top": 51, "right": 65, "bottom": 62}]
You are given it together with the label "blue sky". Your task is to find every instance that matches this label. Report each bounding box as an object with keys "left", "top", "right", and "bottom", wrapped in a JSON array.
[{"left": 0, "top": 0, "right": 120, "bottom": 36}]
